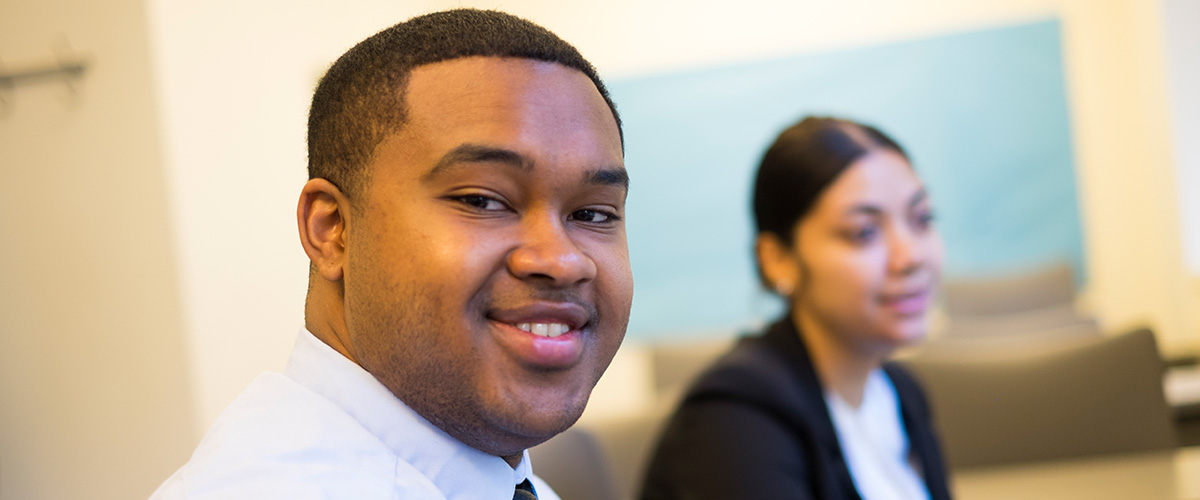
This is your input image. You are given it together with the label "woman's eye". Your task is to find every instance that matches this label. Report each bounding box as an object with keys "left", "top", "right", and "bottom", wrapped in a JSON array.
[
  {"left": 847, "top": 225, "right": 879, "bottom": 244},
  {"left": 455, "top": 194, "right": 507, "bottom": 212},
  {"left": 570, "top": 209, "right": 620, "bottom": 224},
  {"left": 913, "top": 211, "right": 936, "bottom": 230}
]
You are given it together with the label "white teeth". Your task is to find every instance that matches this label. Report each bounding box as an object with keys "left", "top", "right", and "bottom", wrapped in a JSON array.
[{"left": 516, "top": 323, "right": 571, "bottom": 338}]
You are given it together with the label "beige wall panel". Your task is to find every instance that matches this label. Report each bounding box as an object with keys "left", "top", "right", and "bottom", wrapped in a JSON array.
[{"left": 0, "top": 0, "right": 195, "bottom": 498}]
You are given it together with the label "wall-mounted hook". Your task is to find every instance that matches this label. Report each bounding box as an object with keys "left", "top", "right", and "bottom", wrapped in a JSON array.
[
  {"left": 52, "top": 36, "right": 85, "bottom": 109},
  {"left": 0, "top": 59, "right": 14, "bottom": 117},
  {"left": 0, "top": 38, "right": 90, "bottom": 116}
]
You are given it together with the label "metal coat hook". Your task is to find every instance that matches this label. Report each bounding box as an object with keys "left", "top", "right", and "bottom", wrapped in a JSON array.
[{"left": 0, "top": 38, "right": 90, "bottom": 116}]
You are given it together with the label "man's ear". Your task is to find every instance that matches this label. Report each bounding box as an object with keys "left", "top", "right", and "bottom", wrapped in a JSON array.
[
  {"left": 755, "top": 233, "right": 800, "bottom": 297},
  {"left": 298, "top": 179, "right": 351, "bottom": 282}
]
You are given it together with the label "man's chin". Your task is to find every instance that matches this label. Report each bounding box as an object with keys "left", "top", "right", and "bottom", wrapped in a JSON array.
[{"left": 478, "top": 401, "right": 587, "bottom": 455}]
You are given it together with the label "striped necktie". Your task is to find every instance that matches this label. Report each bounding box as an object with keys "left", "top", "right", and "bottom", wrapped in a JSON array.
[{"left": 513, "top": 479, "right": 539, "bottom": 500}]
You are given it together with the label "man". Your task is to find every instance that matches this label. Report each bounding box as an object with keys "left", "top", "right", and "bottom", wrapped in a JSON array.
[{"left": 151, "top": 9, "right": 631, "bottom": 499}]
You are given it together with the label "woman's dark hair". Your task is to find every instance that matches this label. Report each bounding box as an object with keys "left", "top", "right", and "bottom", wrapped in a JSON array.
[{"left": 752, "top": 116, "right": 908, "bottom": 245}]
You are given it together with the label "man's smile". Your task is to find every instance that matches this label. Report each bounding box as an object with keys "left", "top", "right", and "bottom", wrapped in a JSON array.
[
  {"left": 486, "top": 300, "right": 593, "bottom": 369},
  {"left": 514, "top": 323, "right": 571, "bottom": 338}
]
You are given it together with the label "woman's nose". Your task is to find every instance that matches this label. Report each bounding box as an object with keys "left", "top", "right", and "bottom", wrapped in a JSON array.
[{"left": 888, "top": 226, "right": 926, "bottom": 276}]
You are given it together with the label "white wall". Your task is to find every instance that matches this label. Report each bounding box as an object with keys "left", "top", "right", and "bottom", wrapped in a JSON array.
[
  {"left": 1165, "top": 0, "right": 1200, "bottom": 348},
  {"left": 0, "top": 0, "right": 195, "bottom": 498},
  {"left": 1161, "top": 0, "right": 1200, "bottom": 353},
  {"left": 1061, "top": 0, "right": 1192, "bottom": 356},
  {"left": 1163, "top": 0, "right": 1200, "bottom": 274}
]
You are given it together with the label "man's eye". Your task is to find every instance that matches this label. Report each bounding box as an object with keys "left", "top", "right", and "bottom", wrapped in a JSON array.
[
  {"left": 570, "top": 209, "right": 620, "bottom": 224},
  {"left": 455, "top": 195, "right": 507, "bottom": 212}
]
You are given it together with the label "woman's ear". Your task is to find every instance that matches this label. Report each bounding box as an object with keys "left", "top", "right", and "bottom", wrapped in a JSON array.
[
  {"left": 297, "top": 178, "right": 351, "bottom": 282},
  {"left": 756, "top": 233, "right": 800, "bottom": 297}
]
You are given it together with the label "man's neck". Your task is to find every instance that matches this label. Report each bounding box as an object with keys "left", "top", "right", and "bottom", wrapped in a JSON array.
[
  {"left": 503, "top": 453, "right": 522, "bottom": 469},
  {"left": 303, "top": 287, "right": 358, "bottom": 365}
]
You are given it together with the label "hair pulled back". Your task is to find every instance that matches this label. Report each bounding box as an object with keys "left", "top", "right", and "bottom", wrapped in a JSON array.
[{"left": 752, "top": 116, "right": 907, "bottom": 245}]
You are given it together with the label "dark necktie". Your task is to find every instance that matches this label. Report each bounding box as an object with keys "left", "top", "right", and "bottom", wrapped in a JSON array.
[{"left": 513, "top": 479, "right": 539, "bottom": 500}]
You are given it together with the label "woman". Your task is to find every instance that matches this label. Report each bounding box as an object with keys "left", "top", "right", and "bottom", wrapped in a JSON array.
[{"left": 640, "top": 116, "right": 952, "bottom": 500}]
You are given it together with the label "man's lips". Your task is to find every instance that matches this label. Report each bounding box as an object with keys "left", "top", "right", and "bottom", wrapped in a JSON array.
[
  {"left": 510, "top": 322, "right": 572, "bottom": 338},
  {"left": 488, "top": 301, "right": 589, "bottom": 332},
  {"left": 487, "top": 301, "right": 592, "bottom": 368}
]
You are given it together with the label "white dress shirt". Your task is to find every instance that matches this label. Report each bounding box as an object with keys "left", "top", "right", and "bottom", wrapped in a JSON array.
[
  {"left": 150, "top": 329, "right": 560, "bottom": 500},
  {"left": 825, "top": 369, "right": 931, "bottom": 500}
]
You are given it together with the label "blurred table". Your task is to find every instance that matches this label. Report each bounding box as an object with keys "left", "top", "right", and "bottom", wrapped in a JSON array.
[
  {"left": 954, "top": 446, "right": 1200, "bottom": 499},
  {"left": 1168, "top": 365, "right": 1200, "bottom": 413},
  {"left": 1168, "top": 365, "right": 1200, "bottom": 446}
]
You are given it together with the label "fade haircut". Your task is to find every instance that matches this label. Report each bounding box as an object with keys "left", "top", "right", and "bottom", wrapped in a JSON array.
[{"left": 306, "top": 8, "right": 623, "bottom": 200}]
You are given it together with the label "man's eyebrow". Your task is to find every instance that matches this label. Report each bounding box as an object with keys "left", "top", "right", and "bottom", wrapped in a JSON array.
[
  {"left": 424, "top": 143, "right": 629, "bottom": 193},
  {"left": 422, "top": 144, "right": 532, "bottom": 182},
  {"left": 587, "top": 168, "right": 629, "bottom": 192}
]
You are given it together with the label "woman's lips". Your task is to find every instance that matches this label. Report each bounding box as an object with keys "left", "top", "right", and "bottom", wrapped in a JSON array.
[{"left": 881, "top": 289, "right": 931, "bottom": 316}]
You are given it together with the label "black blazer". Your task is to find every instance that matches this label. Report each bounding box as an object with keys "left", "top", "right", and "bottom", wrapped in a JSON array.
[{"left": 640, "top": 318, "right": 952, "bottom": 500}]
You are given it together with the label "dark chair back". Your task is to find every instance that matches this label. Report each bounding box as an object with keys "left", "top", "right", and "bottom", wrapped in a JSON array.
[{"left": 901, "top": 328, "right": 1177, "bottom": 469}]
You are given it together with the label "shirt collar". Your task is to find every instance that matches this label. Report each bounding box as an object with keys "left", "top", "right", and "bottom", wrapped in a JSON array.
[{"left": 284, "top": 328, "right": 533, "bottom": 498}]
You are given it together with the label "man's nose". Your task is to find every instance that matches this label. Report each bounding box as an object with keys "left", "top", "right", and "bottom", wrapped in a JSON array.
[{"left": 506, "top": 214, "right": 597, "bottom": 287}]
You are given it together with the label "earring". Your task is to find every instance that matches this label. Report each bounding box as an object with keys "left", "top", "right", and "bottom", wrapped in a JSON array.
[{"left": 775, "top": 280, "right": 794, "bottom": 297}]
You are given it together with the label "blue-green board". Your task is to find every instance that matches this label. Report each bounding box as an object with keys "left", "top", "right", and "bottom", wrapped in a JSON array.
[{"left": 611, "top": 20, "right": 1083, "bottom": 340}]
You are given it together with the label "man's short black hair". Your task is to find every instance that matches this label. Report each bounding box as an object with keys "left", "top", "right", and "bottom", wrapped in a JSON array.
[{"left": 307, "top": 8, "right": 623, "bottom": 198}]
